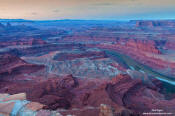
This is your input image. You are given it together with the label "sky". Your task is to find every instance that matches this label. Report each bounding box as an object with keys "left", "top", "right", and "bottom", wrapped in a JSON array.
[{"left": 0, "top": 0, "right": 175, "bottom": 20}]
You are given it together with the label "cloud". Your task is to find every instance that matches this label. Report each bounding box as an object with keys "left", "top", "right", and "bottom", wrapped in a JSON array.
[
  {"left": 0, "top": 0, "right": 175, "bottom": 20},
  {"left": 31, "top": 12, "right": 38, "bottom": 15},
  {"left": 53, "top": 9, "right": 60, "bottom": 13},
  {"left": 91, "top": 3, "right": 113, "bottom": 6}
]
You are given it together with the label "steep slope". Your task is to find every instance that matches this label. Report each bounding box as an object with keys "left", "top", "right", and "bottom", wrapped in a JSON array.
[
  {"left": 0, "top": 54, "right": 45, "bottom": 80},
  {"left": 0, "top": 74, "right": 175, "bottom": 115}
]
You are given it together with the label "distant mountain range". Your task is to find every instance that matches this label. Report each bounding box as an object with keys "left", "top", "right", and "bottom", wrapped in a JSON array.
[{"left": 1, "top": 18, "right": 175, "bottom": 22}]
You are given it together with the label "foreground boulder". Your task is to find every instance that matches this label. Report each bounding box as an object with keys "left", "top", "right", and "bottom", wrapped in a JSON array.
[
  {"left": 0, "top": 75, "right": 78, "bottom": 110},
  {"left": 99, "top": 104, "right": 114, "bottom": 116},
  {"left": 0, "top": 93, "right": 64, "bottom": 116}
]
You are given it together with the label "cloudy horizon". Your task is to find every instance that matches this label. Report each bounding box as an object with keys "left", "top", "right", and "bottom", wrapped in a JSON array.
[{"left": 0, "top": 0, "right": 175, "bottom": 20}]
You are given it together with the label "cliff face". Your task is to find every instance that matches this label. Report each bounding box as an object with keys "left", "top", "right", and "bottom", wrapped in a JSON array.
[
  {"left": 0, "top": 74, "right": 175, "bottom": 116},
  {"left": 0, "top": 54, "right": 45, "bottom": 80},
  {"left": 124, "top": 39, "right": 161, "bottom": 54},
  {"left": 136, "top": 20, "right": 175, "bottom": 28},
  {"left": 53, "top": 51, "right": 107, "bottom": 61},
  {"left": 0, "top": 54, "right": 26, "bottom": 73},
  {"left": 93, "top": 38, "right": 171, "bottom": 69},
  {"left": 0, "top": 38, "right": 46, "bottom": 47}
]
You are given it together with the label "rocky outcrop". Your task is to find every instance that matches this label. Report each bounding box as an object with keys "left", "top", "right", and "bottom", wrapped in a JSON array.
[
  {"left": 53, "top": 51, "right": 108, "bottom": 61},
  {"left": 0, "top": 74, "right": 175, "bottom": 115},
  {"left": 0, "top": 93, "right": 65, "bottom": 116},
  {"left": 125, "top": 39, "right": 161, "bottom": 54},
  {"left": 0, "top": 38, "right": 47, "bottom": 47},
  {"left": 99, "top": 104, "right": 114, "bottom": 116},
  {"left": 0, "top": 54, "right": 26, "bottom": 73},
  {"left": 106, "top": 74, "right": 142, "bottom": 106},
  {"left": 22, "top": 49, "right": 121, "bottom": 78},
  {"left": 135, "top": 20, "right": 175, "bottom": 28},
  {"left": 94, "top": 39, "right": 175, "bottom": 71},
  {"left": 0, "top": 54, "right": 45, "bottom": 80},
  {"left": 0, "top": 75, "right": 78, "bottom": 110}
]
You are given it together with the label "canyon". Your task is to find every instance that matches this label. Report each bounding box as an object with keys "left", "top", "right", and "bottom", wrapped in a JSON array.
[{"left": 0, "top": 20, "right": 175, "bottom": 116}]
